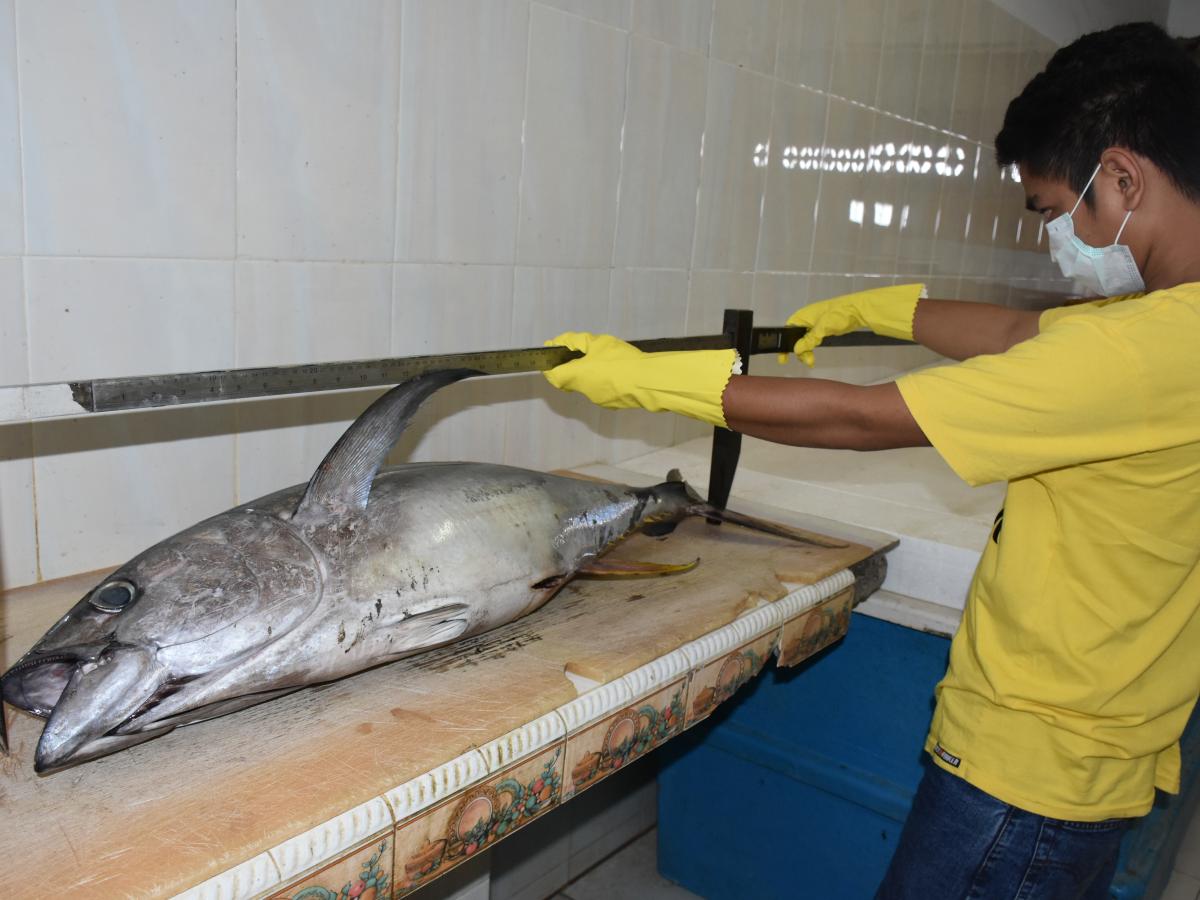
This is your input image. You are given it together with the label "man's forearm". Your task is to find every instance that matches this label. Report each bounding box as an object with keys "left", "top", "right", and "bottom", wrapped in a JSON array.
[
  {"left": 722, "top": 376, "right": 929, "bottom": 450},
  {"left": 913, "top": 299, "right": 1040, "bottom": 360}
]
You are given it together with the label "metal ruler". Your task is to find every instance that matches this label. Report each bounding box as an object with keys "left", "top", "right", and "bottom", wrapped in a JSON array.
[{"left": 0, "top": 327, "right": 909, "bottom": 425}]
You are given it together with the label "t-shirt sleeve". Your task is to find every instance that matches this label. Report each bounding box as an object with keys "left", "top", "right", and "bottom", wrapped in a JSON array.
[{"left": 896, "top": 300, "right": 1197, "bottom": 486}]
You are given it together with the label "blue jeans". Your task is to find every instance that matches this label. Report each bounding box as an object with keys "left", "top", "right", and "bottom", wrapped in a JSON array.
[{"left": 876, "top": 761, "right": 1132, "bottom": 899}]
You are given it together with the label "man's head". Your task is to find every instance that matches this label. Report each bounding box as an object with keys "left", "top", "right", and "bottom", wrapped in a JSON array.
[{"left": 995, "top": 23, "right": 1200, "bottom": 288}]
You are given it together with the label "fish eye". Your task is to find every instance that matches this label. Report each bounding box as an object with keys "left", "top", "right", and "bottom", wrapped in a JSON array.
[{"left": 89, "top": 579, "right": 138, "bottom": 612}]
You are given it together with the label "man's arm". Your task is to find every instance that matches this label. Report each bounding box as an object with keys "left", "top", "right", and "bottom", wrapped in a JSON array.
[
  {"left": 722, "top": 376, "right": 930, "bottom": 450},
  {"left": 912, "top": 300, "right": 1041, "bottom": 360}
]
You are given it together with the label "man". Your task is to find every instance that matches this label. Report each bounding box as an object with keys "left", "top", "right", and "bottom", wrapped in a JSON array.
[{"left": 544, "top": 22, "right": 1200, "bottom": 899}]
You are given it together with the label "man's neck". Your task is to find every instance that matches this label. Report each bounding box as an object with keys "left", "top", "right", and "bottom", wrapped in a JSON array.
[{"left": 1140, "top": 197, "right": 1200, "bottom": 291}]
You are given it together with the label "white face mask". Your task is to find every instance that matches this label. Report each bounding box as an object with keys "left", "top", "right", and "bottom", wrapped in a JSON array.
[{"left": 1044, "top": 163, "right": 1145, "bottom": 296}]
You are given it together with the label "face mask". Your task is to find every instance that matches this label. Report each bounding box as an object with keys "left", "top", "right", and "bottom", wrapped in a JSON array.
[{"left": 1044, "top": 163, "right": 1145, "bottom": 296}]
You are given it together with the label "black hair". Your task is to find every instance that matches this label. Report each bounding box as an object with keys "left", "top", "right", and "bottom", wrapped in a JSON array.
[{"left": 995, "top": 22, "right": 1200, "bottom": 206}]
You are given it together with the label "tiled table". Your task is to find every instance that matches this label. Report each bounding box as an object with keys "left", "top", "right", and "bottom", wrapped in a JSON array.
[{"left": 0, "top": 503, "right": 892, "bottom": 898}]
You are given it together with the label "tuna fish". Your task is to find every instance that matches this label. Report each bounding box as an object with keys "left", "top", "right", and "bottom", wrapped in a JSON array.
[{"left": 0, "top": 370, "right": 842, "bottom": 772}]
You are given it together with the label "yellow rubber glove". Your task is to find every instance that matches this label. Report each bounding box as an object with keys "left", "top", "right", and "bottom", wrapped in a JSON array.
[
  {"left": 544, "top": 332, "right": 741, "bottom": 428},
  {"left": 782, "top": 283, "right": 926, "bottom": 366}
]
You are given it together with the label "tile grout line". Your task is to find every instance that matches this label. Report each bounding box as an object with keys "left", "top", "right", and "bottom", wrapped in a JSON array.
[
  {"left": 503, "top": 0, "right": 537, "bottom": 466},
  {"left": 231, "top": 0, "right": 240, "bottom": 506},
  {"left": 387, "top": 0, "right": 406, "bottom": 405},
  {"left": 750, "top": 0, "right": 786, "bottom": 279},
  {"left": 607, "top": 18, "right": 632, "bottom": 279},
  {"left": 12, "top": 0, "right": 42, "bottom": 582}
]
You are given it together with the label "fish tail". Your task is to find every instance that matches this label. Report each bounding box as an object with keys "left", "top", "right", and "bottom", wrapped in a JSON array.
[
  {"left": 694, "top": 503, "right": 849, "bottom": 549},
  {"left": 644, "top": 471, "right": 848, "bottom": 550}
]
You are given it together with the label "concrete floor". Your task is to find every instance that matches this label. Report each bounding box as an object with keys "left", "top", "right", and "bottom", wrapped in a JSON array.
[{"left": 552, "top": 829, "right": 698, "bottom": 900}]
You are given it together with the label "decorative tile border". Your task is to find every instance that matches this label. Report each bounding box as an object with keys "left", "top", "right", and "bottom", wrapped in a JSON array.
[
  {"left": 563, "top": 679, "right": 687, "bottom": 800},
  {"left": 778, "top": 586, "right": 856, "bottom": 668},
  {"left": 391, "top": 744, "right": 565, "bottom": 896},
  {"left": 478, "top": 709, "right": 567, "bottom": 773},
  {"left": 557, "top": 675, "right": 635, "bottom": 735},
  {"left": 686, "top": 631, "right": 778, "bottom": 727},
  {"left": 171, "top": 567, "right": 858, "bottom": 900},
  {"left": 619, "top": 647, "right": 692, "bottom": 700},
  {"left": 171, "top": 852, "right": 281, "bottom": 900},
  {"left": 268, "top": 835, "right": 391, "bottom": 900},
  {"left": 268, "top": 796, "right": 394, "bottom": 884},
  {"left": 384, "top": 748, "right": 490, "bottom": 825}
]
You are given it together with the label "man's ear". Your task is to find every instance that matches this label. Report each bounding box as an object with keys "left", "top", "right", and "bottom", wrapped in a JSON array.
[{"left": 1100, "top": 147, "right": 1145, "bottom": 210}]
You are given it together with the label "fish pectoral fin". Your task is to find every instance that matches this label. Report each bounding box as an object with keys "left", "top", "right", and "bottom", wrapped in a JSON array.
[
  {"left": 390, "top": 603, "right": 472, "bottom": 648},
  {"left": 576, "top": 557, "right": 700, "bottom": 578}
]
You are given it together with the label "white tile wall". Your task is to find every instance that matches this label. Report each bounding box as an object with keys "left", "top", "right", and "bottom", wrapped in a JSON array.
[
  {"left": 613, "top": 36, "right": 707, "bottom": 269},
  {"left": 604, "top": 268, "right": 690, "bottom": 461},
  {"left": 632, "top": 0, "right": 713, "bottom": 55},
  {"left": 517, "top": 5, "right": 627, "bottom": 267},
  {"left": 18, "top": 1, "right": 235, "bottom": 258},
  {"left": 0, "top": 0, "right": 1070, "bottom": 586},
  {"left": 237, "top": 0, "right": 402, "bottom": 261},
  {"left": 775, "top": 0, "right": 838, "bottom": 91},
  {"left": 506, "top": 266, "right": 611, "bottom": 470},
  {"left": 234, "top": 261, "right": 393, "bottom": 500},
  {"left": 395, "top": 0, "right": 529, "bottom": 264},
  {"left": 391, "top": 263, "right": 515, "bottom": 464},
  {"left": 691, "top": 61, "right": 773, "bottom": 271},
  {"left": 0, "top": 0, "right": 21, "bottom": 255},
  {"left": 538, "top": 0, "right": 631, "bottom": 31},
  {"left": 710, "top": 0, "right": 782, "bottom": 76},
  {"left": 757, "top": 82, "right": 827, "bottom": 272},
  {"left": 25, "top": 258, "right": 237, "bottom": 579}
]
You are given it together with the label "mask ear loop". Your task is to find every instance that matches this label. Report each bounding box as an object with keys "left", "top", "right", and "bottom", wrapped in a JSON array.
[
  {"left": 1069, "top": 163, "right": 1104, "bottom": 217},
  {"left": 1113, "top": 209, "right": 1134, "bottom": 246}
]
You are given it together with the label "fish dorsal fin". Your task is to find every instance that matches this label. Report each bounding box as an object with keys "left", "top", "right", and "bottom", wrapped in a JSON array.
[{"left": 294, "top": 369, "right": 479, "bottom": 520}]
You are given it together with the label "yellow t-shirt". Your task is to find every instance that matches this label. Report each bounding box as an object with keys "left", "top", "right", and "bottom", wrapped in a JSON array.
[{"left": 895, "top": 283, "right": 1200, "bottom": 821}]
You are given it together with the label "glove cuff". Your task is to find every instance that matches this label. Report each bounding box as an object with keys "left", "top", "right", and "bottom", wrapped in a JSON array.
[
  {"left": 872, "top": 283, "right": 926, "bottom": 341},
  {"left": 639, "top": 349, "right": 739, "bottom": 429}
]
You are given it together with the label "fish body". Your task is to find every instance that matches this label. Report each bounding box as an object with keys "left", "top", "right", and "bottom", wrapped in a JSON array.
[{"left": 1, "top": 370, "right": 839, "bottom": 772}]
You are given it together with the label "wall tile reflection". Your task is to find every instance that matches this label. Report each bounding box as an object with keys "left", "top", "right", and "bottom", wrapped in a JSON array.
[
  {"left": 757, "top": 84, "right": 827, "bottom": 272},
  {"left": 951, "top": 0, "right": 994, "bottom": 142},
  {"left": 914, "top": 0, "right": 964, "bottom": 131},
  {"left": 614, "top": 37, "right": 707, "bottom": 269},
  {"left": 692, "top": 61, "right": 773, "bottom": 271},
  {"left": 875, "top": 0, "right": 929, "bottom": 121}
]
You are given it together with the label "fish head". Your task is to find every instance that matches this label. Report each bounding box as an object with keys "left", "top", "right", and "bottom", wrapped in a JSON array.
[{"left": 2, "top": 510, "right": 322, "bottom": 772}]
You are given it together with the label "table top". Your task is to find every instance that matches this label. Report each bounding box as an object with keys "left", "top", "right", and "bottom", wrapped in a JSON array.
[{"left": 0, "top": 505, "right": 880, "bottom": 898}]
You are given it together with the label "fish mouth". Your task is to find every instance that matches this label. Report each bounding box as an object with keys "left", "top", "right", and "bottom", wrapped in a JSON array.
[
  {"left": 2, "top": 649, "right": 93, "bottom": 718},
  {"left": 2, "top": 644, "right": 171, "bottom": 773}
]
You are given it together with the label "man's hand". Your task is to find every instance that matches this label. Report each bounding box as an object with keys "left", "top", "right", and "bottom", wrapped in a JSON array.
[
  {"left": 783, "top": 284, "right": 925, "bottom": 366},
  {"left": 544, "top": 332, "right": 740, "bottom": 428}
]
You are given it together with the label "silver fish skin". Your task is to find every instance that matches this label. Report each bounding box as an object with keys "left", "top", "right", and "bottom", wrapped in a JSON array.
[{"left": 0, "top": 370, "right": 716, "bottom": 772}]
